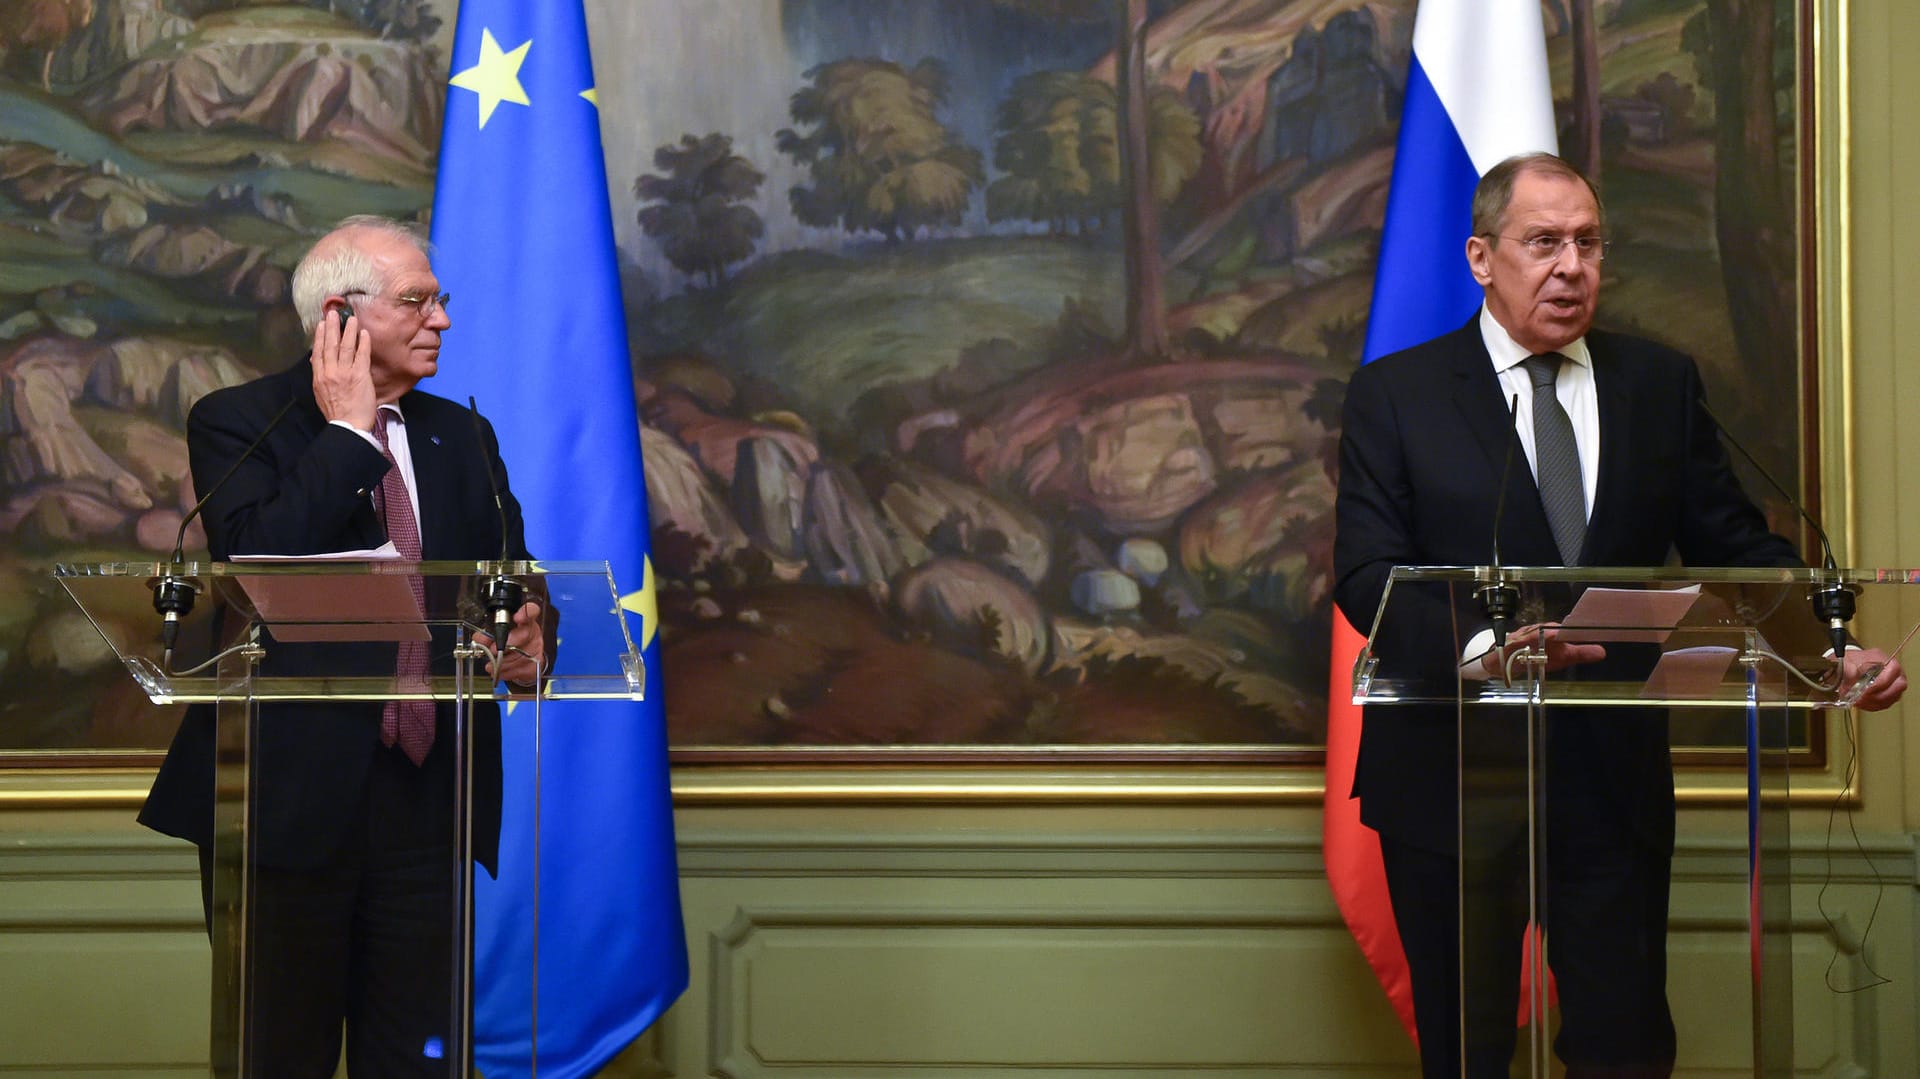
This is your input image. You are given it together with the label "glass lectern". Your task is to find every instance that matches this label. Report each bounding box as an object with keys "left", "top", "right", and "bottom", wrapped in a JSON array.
[
  {"left": 1353, "top": 565, "right": 1908, "bottom": 1079},
  {"left": 54, "top": 558, "right": 647, "bottom": 1078}
]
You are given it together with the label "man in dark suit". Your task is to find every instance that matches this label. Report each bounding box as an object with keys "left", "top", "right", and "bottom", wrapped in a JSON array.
[
  {"left": 1332, "top": 153, "right": 1905, "bottom": 1078},
  {"left": 139, "top": 216, "right": 547, "bottom": 1077}
]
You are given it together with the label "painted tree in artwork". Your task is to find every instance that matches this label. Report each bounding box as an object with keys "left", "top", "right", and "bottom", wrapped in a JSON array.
[
  {"left": 982, "top": 0, "right": 1185, "bottom": 359},
  {"left": 1687, "top": 0, "right": 1796, "bottom": 413},
  {"left": 986, "top": 70, "right": 1200, "bottom": 236},
  {"left": 1115, "top": 0, "right": 1169, "bottom": 358},
  {"left": 983, "top": 0, "right": 1181, "bottom": 359},
  {"left": 1565, "top": 0, "right": 1602, "bottom": 178},
  {"left": 635, "top": 133, "right": 766, "bottom": 288},
  {"left": 776, "top": 58, "right": 985, "bottom": 243}
]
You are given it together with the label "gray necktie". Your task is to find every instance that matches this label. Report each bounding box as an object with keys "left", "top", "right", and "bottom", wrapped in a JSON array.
[{"left": 1521, "top": 354, "right": 1586, "bottom": 565}]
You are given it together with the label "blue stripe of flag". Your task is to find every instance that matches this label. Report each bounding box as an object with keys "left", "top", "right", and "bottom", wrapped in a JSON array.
[{"left": 1361, "top": 55, "right": 1486, "bottom": 366}]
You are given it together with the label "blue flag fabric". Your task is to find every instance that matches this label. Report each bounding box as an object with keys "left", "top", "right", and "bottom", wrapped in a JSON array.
[
  {"left": 1361, "top": 0, "right": 1558, "bottom": 364},
  {"left": 1359, "top": 56, "right": 1486, "bottom": 364},
  {"left": 428, "top": 2, "right": 688, "bottom": 1075}
]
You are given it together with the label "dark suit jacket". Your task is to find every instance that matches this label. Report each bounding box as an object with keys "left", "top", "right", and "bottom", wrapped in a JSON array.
[
  {"left": 1332, "top": 316, "right": 1799, "bottom": 855},
  {"left": 139, "top": 357, "right": 531, "bottom": 873}
]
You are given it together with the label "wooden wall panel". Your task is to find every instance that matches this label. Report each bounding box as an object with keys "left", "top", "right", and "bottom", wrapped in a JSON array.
[{"left": 0, "top": 824, "right": 1911, "bottom": 1077}]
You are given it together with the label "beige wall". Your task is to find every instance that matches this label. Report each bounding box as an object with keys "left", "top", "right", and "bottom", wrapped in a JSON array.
[
  {"left": 5, "top": 803, "right": 1910, "bottom": 1076},
  {"left": 1848, "top": 0, "right": 1920, "bottom": 846},
  {"left": 6, "top": 1, "right": 1920, "bottom": 1075}
]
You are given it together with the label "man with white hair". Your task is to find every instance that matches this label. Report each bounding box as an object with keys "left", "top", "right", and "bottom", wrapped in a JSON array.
[{"left": 140, "top": 216, "right": 546, "bottom": 1076}]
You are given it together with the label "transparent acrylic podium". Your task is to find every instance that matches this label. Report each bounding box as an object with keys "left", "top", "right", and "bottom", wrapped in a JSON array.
[
  {"left": 54, "top": 558, "right": 647, "bottom": 1078},
  {"left": 1352, "top": 566, "right": 1909, "bottom": 1079}
]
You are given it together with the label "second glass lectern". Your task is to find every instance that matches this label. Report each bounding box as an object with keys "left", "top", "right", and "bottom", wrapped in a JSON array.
[
  {"left": 54, "top": 558, "right": 649, "bottom": 1078},
  {"left": 1352, "top": 565, "right": 1907, "bottom": 1079}
]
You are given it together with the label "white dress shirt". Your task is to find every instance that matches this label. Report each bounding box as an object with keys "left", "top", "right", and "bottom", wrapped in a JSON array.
[
  {"left": 1478, "top": 304, "right": 1598, "bottom": 517},
  {"left": 1463, "top": 306, "right": 1600, "bottom": 673},
  {"left": 331, "top": 403, "right": 423, "bottom": 543}
]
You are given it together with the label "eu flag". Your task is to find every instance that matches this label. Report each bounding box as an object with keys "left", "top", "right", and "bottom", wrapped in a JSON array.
[{"left": 428, "top": 2, "right": 687, "bottom": 1074}]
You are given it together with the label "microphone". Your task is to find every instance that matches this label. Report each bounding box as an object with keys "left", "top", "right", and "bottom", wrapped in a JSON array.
[
  {"left": 468, "top": 396, "right": 524, "bottom": 670},
  {"left": 1477, "top": 394, "right": 1524, "bottom": 648},
  {"left": 152, "top": 394, "right": 299, "bottom": 660},
  {"left": 1697, "top": 398, "right": 1853, "bottom": 662}
]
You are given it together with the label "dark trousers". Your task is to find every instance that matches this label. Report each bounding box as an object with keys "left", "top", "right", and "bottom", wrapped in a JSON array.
[
  {"left": 1377, "top": 794, "right": 1676, "bottom": 1079},
  {"left": 198, "top": 743, "right": 457, "bottom": 1078}
]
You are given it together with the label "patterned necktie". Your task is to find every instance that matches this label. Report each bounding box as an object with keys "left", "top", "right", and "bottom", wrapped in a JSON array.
[
  {"left": 1521, "top": 354, "right": 1587, "bottom": 565},
  {"left": 373, "top": 410, "right": 434, "bottom": 765}
]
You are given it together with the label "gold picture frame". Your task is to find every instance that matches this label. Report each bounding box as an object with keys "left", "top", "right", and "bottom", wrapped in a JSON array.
[{"left": 0, "top": 0, "right": 1863, "bottom": 808}]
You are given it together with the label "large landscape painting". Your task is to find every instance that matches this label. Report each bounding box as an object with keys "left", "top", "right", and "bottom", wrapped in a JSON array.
[{"left": 0, "top": 0, "right": 1812, "bottom": 764}]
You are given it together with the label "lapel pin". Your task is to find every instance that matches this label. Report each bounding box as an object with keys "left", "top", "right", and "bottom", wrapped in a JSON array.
[{"left": 430, "top": 435, "right": 442, "bottom": 446}]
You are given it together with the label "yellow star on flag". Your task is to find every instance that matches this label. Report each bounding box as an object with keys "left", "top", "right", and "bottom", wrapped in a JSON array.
[
  {"left": 619, "top": 555, "right": 659, "bottom": 651},
  {"left": 449, "top": 28, "right": 531, "bottom": 129},
  {"left": 580, "top": 87, "right": 598, "bottom": 107}
]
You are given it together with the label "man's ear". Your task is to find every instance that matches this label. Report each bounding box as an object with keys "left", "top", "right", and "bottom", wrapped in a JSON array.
[{"left": 1465, "top": 235, "right": 1494, "bottom": 286}]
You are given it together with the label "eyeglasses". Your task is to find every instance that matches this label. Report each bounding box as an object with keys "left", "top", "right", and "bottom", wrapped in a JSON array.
[
  {"left": 1491, "top": 234, "right": 1610, "bottom": 263},
  {"left": 394, "top": 291, "right": 450, "bottom": 317},
  {"left": 345, "top": 290, "right": 452, "bottom": 318}
]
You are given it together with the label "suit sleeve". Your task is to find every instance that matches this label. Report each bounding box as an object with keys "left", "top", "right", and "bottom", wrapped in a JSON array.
[
  {"left": 1333, "top": 361, "right": 1412, "bottom": 632},
  {"left": 186, "top": 387, "right": 389, "bottom": 559},
  {"left": 1333, "top": 362, "right": 1474, "bottom": 674}
]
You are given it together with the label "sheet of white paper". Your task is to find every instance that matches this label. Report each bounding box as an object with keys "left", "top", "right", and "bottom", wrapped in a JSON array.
[
  {"left": 1640, "top": 645, "right": 1739, "bottom": 700},
  {"left": 230, "top": 547, "right": 429, "bottom": 642},
  {"left": 229, "top": 543, "right": 402, "bottom": 562},
  {"left": 1556, "top": 586, "right": 1702, "bottom": 644}
]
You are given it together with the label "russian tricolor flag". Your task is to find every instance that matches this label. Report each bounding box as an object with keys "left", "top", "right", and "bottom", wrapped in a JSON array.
[{"left": 1323, "top": 0, "right": 1557, "bottom": 1044}]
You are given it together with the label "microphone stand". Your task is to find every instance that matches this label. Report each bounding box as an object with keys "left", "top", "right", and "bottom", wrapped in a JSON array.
[
  {"left": 481, "top": 576, "right": 525, "bottom": 661},
  {"left": 1477, "top": 395, "right": 1524, "bottom": 648},
  {"left": 469, "top": 397, "right": 525, "bottom": 678},
  {"left": 151, "top": 571, "right": 200, "bottom": 667},
  {"left": 151, "top": 395, "right": 298, "bottom": 669},
  {"left": 1698, "top": 400, "right": 1855, "bottom": 665}
]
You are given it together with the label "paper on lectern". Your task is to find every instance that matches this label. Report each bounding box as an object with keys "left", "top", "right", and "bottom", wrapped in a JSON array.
[
  {"left": 1555, "top": 585, "right": 1702, "bottom": 644},
  {"left": 230, "top": 546, "right": 430, "bottom": 642},
  {"left": 1639, "top": 645, "right": 1739, "bottom": 699}
]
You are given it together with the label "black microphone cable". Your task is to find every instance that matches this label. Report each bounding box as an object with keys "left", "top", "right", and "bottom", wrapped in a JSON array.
[
  {"left": 1700, "top": 396, "right": 1895, "bottom": 1000},
  {"left": 468, "top": 396, "right": 526, "bottom": 681},
  {"left": 1696, "top": 398, "right": 1853, "bottom": 664},
  {"left": 1478, "top": 394, "right": 1524, "bottom": 649},
  {"left": 153, "top": 393, "right": 299, "bottom": 666}
]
